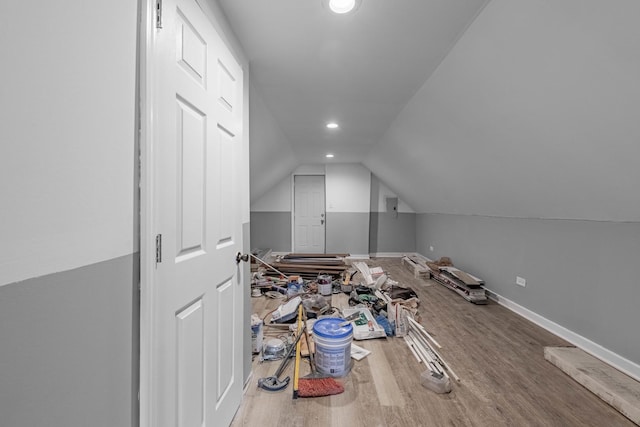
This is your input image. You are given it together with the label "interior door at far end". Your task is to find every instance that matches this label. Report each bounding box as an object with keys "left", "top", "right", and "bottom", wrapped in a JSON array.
[{"left": 294, "top": 175, "right": 325, "bottom": 253}]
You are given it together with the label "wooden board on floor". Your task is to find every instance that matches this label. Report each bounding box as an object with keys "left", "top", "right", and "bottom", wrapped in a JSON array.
[{"left": 545, "top": 346, "right": 640, "bottom": 425}]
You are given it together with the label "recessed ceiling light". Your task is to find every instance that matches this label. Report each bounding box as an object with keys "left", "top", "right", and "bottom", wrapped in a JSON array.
[
  {"left": 326, "top": 122, "right": 339, "bottom": 129},
  {"left": 327, "top": 0, "right": 360, "bottom": 14},
  {"left": 326, "top": 153, "right": 334, "bottom": 158},
  {"left": 322, "top": 0, "right": 362, "bottom": 15}
]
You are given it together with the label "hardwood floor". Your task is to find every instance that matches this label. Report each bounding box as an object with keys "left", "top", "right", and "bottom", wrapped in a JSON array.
[{"left": 231, "top": 258, "right": 634, "bottom": 427}]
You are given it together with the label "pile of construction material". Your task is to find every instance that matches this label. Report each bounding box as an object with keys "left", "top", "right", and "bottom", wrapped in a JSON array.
[
  {"left": 268, "top": 253, "right": 349, "bottom": 280},
  {"left": 405, "top": 316, "right": 459, "bottom": 393},
  {"left": 426, "top": 257, "right": 487, "bottom": 304},
  {"left": 400, "top": 255, "right": 430, "bottom": 278},
  {"left": 399, "top": 254, "right": 487, "bottom": 304},
  {"left": 250, "top": 255, "right": 464, "bottom": 396}
]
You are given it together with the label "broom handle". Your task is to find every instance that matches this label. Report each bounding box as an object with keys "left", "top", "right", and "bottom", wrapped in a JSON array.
[
  {"left": 292, "top": 304, "right": 303, "bottom": 398},
  {"left": 249, "top": 253, "right": 290, "bottom": 280},
  {"left": 301, "top": 306, "right": 316, "bottom": 373}
]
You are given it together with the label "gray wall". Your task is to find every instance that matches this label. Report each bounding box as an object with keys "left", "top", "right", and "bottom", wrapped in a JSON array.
[
  {"left": 417, "top": 213, "right": 640, "bottom": 366},
  {"left": 369, "top": 212, "right": 416, "bottom": 254},
  {"left": 0, "top": 254, "right": 139, "bottom": 427},
  {"left": 250, "top": 210, "right": 410, "bottom": 255},
  {"left": 325, "top": 212, "right": 370, "bottom": 255},
  {"left": 250, "top": 212, "right": 291, "bottom": 252},
  {"left": 368, "top": 173, "right": 416, "bottom": 254}
]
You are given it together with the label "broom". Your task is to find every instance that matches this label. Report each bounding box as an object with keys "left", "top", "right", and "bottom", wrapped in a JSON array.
[{"left": 294, "top": 306, "right": 345, "bottom": 398}]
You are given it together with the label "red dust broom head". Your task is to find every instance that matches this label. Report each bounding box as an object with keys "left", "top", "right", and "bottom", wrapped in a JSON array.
[{"left": 297, "top": 377, "right": 344, "bottom": 397}]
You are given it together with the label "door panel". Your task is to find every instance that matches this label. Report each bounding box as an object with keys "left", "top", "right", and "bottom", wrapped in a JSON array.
[
  {"left": 294, "top": 175, "right": 325, "bottom": 253},
  {"left": 217, "top": 61, "right": 236, "bottom": 112},
  {"left": 152, "top": 0, "right": 244, "bottom": 425},
  {"left": 216, "top": 127, "right": 235, "bottom": 245},
  {"left": 216, "top": 278, "right": 235, "bottom": 402},
  {"left": 176, "top": 10, "right": 206, "bottom": 85},
  {"left": 176, "top": 299, "right": 204, "bottom": 427},
  {"left": 176, "top": 98, "right": 206, "bottom": 258}
]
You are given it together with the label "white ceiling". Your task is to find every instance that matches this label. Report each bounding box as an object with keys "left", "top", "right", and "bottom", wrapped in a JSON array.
[
  {"left": 217, "top": 0, "right": 489, "bottom": 162},
  {"left": 218, "top": 0, "right": 640, "bottom": 221}
]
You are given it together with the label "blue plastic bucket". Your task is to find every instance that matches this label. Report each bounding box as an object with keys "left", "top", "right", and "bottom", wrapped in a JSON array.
[{"left": 312, "top": 318, "right": 353, "bottom": 377}]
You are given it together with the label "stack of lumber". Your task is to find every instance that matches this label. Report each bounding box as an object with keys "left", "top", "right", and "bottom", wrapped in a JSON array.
[
  {"left": 432, "top": 266, "right": 487, "bottom": 304},
  {"left": 401, "top": 255, "right": 430, "bottom": 278},
  {"left": 426, "top": 257, "right": 487, "bottom": 304},
  {"left": 266, "top": 253, "right": 349, "bottom": 280}
]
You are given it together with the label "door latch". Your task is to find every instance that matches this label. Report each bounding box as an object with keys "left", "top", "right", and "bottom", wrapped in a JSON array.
[{"left": 236, "top": 252, "right": 249, "bottom": 264}]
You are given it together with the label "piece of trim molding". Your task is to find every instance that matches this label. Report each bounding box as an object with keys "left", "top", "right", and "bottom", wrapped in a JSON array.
[
  {"left": 346, "top": 254, "right": 370, "bottom": 259},
  {"left": 486, "top": 289, "right": 640, "bottom": 382},
  {"left": 411, "top": 252, "right": 433, "bottom": 263}
]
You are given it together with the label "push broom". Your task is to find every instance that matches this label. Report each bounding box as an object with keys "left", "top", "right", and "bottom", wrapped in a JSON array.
[{"left": 292, "top": 305, "right": 345, "bottom": 398}]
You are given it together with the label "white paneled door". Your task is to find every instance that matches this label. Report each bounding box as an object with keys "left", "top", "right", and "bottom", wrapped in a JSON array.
[
  {"left": 150, "top": 0, "right": 244, "bottom": 425},
  {"left": 294, "top": 175, "right": 326, "bottom": 253}
]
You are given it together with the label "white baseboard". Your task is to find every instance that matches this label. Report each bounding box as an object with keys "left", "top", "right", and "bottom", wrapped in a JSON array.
[
  {"left": 369, "top": 252, "right": 435, "bottom": 260},
  {"left": 486, "top": 289, "right": 640, "bottom": 382},
  {"left": 242, "top": 371, "right": 253, "bottom": 393},
  {"left": 369, "top": 252, "right": 406, "bottom": 258}
]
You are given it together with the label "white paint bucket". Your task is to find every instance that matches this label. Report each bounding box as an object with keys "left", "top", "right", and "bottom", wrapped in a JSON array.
[
  {"left": 313, "top": 318, "right": 353, "bottom": 377},
  {"left": 317, "top": 274, "right": 333, "bottom": 296}
]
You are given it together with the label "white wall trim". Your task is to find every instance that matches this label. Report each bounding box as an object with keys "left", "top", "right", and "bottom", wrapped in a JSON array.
[
  {"left": 138, "top": 1, "right": 156, "bottom": 426},
  {"left": 369, "top": 252, "right": 406, "bottom": 258},
  {"left": 486, "top": 289, "right": 640, "bottom": 382}
]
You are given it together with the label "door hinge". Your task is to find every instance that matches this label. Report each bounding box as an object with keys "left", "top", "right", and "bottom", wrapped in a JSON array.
[
  {"left": 155, "top": 234, "right": 162, "bottom": 264},
  {"left": 155, "top": 0, "right": 163, "bottom": 29}
]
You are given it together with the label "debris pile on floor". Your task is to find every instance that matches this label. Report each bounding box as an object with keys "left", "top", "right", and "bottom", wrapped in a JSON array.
[
  {"left": 269, "top": 253, "right": 349, "bottom": 280},
  {"left": 425, "top": 256, "right": 488, "bottom": 304},
  {"left": 247, "top": 253, "right": 462, "bottom": 397}
]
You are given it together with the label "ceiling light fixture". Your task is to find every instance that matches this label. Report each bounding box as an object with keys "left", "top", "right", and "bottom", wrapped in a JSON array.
[
  {"left": 326, "top": 122, "right": 339, "bottom": 129},
  {"left": 326, "top": 153, "right": 334, "bottom": 158},
  {"left": 323, "top": 0, "right": 362, "bottom": 15}
]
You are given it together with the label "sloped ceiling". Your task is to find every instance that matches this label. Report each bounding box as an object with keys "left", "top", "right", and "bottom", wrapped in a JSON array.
[
  {"left": 366, "top": 0, "right": 640, "bottom": 221},
  {"left": 217, "top": 0, "right": 489, "bottom": 203},
  {"left": 219, "top": 0, "right": 640, "bottom": 221}
]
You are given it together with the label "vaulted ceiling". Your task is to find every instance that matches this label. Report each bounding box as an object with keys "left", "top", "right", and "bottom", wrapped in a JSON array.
[{"left": 217, "top": 0, "right": 640, "bottom": 222}]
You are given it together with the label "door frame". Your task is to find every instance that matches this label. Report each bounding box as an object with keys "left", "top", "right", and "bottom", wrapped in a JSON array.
[{"left": 138, "top": 1, "right": 158, "bottom": 425}]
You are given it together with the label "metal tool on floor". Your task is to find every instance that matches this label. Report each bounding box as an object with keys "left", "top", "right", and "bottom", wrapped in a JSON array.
[{"left": 257, "top": 313, "right": 305, "bottom": 392}]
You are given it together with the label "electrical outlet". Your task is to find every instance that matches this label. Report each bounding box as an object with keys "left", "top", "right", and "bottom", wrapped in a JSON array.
[
  {"left": 429, "top": 246, "right": 434, "bottom": 252},
  {"left": 516, "top": 276, "right": 526, "bottom": 287}
]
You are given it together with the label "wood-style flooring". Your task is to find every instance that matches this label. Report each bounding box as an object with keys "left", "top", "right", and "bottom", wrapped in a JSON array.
[{"left": 231, "top": 257, "right": 634, "bottom": 427}]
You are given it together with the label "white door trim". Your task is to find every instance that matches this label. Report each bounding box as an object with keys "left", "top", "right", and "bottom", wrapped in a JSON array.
[{"left": 138, "top": 1, "right": 157, "bottom": 425}]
